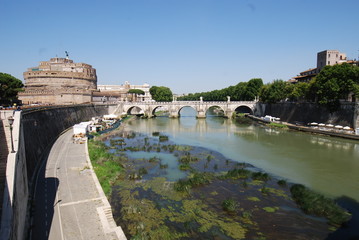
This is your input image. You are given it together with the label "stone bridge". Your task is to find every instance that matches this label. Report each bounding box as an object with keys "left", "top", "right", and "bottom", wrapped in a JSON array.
[{"left": 114, "top": 100, "right": 257, "bottom": 118}]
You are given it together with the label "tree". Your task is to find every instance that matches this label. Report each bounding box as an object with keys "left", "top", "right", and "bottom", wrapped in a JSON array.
[
  {"left": 287, "top": 82, "right": 310, "bottom": 102},
  {"left": 128, "top": 89, "right": 145, "bottom": 95},
  {"left": 128, "top": 89, "right": 145, "bottom": 102},
  {"left": 242, "top": 78, "right": 263, "bottom": 100},
  {"left": 149, "top": 86, "right": 173, "bottom": 102},
  {"left": 310, "top": 63, "right": 359, "bottom": 111},
  {"left": 259, "top": 80, "right": 287, "bottom": 103},
  {"left": 0, "top": 73, "right": 24, "bottom": 106}
]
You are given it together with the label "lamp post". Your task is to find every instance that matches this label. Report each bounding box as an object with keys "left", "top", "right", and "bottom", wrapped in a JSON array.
[{"left": 7, "top": 116, "right": 15, "bottom": 153}]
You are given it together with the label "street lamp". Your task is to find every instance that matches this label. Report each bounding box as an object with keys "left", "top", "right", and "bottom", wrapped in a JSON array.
[{"left": 7, "top": 116, "right": 15, "bottom": 153}]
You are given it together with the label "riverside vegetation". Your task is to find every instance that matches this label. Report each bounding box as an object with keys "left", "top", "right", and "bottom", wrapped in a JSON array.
[{"left": 88, "top": 121, "right": 351, "bottom": 240}]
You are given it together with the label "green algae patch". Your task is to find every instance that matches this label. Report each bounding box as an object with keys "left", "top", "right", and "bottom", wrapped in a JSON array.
[
  {"left": 262, "top": 207, "right": 279, "bottom": 213},
  {"left": 247, "top": 196, "right": 261, "bottom": 202},
  {"left": 178, "top": 200, "right": 247, "bottom": 239}
]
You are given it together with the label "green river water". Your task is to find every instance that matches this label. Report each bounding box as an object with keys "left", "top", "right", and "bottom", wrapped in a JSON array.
[
  {"left": 103, "top": 107, "right": 359, "bottom": 239},
  {"left": 123, "top": 108, "right": 359, "bottom": 202}
]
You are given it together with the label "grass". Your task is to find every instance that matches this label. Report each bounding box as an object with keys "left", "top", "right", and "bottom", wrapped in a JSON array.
[
  {"left": 179, "top": 153, "right": 199, "bottom": 164},
  {"left": 174, "top": 172, "right": 214, "bottom": 192},
  {"left": 88, "top": 139, "right": 125, "bottom": 196},
  {"left": 268, "top": 122, "right": 288, "bottom": 129},
  {"left": 159, "top": 135, "right": 169, "bottom": 142},
  {"left": 251, "top": 172, "right": 271, "bottom": 182},
  {"left": 179, "top": 163, "right": 191, "bottom": 171},
  {"left": 222, "top": 168, "right": 251, "bottom": 179},
  {"left": 290, "top": 184, "right": 351, "bottom": 226},
  {"left": 222, "top": 198, "right": 238, "bottom": 213}
]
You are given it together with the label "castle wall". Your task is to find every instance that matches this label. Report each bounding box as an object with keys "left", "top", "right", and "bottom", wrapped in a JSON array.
[
  {"left": 20, "top": 58, "right": 97, "bottom": 105},
  {"left": 255, "top": 102, "right": 357, "bottom": 128},
  {"left": 0, "top": 104, "right": 112, "bottom": 240}
]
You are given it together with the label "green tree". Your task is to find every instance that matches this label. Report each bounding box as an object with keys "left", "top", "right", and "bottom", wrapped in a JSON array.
[
  {"left": 242, "top": 78, "right": 263, "bottom": 100},
  {"left": 310, "top": 63, "right": 359, "bottom": 110},
  {"left": 149, "top": 86, "right": 173, "bottom": 102},
  {"left": 128, "top": 89, "right": 145, "bottom": 95},
  {"left": 0, "top": 73, "right": 24, "bottom": 106},
  {"left": 128, "top": 89, "right": 145, "bottom": 102},
  {"left": 287, "top": 82, "right": 310, "bottom": 102},
  {"left": 259, "top": 80, "right": 287, "bottom": 103},
  {"left": 232, "top": 82, "right": 247, "bottom": 100}
]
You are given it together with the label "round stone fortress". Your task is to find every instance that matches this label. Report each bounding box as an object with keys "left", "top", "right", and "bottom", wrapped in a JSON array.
[{"left": 19, "top": 57, "right": 97, "bottom": 105}]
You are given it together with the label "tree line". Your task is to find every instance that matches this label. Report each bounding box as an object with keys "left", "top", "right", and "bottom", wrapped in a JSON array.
[
  {"left": 2, "top": 63, "right": 358, "bottom": 111},
  {"left": 177, "top": 63, "right": 359, "bottom": 111}
]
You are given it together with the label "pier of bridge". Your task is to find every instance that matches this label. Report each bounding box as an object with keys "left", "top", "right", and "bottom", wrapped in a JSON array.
[{"left": 114, "top": 100, "right": 257, "bottom": 118}]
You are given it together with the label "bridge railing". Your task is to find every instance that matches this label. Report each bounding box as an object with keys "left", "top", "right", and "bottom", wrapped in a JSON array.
[{"left": 120, "top": 101, "right": 257, "bottom": 105}]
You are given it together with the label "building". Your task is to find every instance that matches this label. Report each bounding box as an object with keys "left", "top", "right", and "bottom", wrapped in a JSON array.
[
  {"left": 292, "top": 68, "right": 318, "bottom": 83},
  {"left": 290, "top": 50, "right": 357, "bottom": 83},
  {"left": 19, "top": 57, "right": 97, "bottom": 105},
  {"left": 317, "top": 50, "right": 347, "bottom": 72},
  {"left": 93, "top": 81, "right": 152, "bottom": 103}
]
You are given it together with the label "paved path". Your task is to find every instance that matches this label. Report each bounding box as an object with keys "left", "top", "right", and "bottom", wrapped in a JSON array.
[{"left": 32, "top": 129, "right": 126, "bottom": 240}]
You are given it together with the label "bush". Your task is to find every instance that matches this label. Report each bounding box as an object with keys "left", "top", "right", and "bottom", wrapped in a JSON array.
[
  {"left": 277, "top": 179, "right": 287, "bottom": 187},
  {"left": 251, "top": 172, "right": 270, "bottom": 182}
]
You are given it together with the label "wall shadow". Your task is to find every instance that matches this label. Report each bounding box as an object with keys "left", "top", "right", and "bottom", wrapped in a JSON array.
[
  {"left": 0, "top": 120, "right": 9, "bottom": 225},
  {"left": 30, "top": 175, "right": 59, "bottom": 239}
]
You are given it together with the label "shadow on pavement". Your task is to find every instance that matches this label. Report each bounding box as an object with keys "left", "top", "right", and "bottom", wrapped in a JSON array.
[{"left": 30, "top": 176, "right": 59, "bottom": 240}]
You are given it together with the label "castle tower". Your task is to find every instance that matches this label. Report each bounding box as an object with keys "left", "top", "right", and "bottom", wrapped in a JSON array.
[{"left": 19, "top": 57, "right": 97, "bottom": 105}]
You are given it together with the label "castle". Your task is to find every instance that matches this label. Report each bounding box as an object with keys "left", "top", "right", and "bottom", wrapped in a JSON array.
[{"left": 19, "top": 57, "right": 97, "bottom": 105}]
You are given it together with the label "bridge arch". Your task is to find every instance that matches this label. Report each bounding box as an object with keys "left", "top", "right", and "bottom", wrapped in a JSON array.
[
  {"left": 205, "top": 105, "right": 225, "bottom": 117},
  {"left": 177, "top": 105, "right": 197, "bottom": 117},
  {"left": 151, "top": 105, "right": 169, "bottom": 117},
  {"left": 125, "top": 105, "right": 145, "bottom": 115},
  {"left": 234, "top": 105, "right": 253, "bottom": 115}
]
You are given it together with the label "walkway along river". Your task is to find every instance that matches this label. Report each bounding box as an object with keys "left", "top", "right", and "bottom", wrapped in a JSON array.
[{"left": 92, "top": 107, "right": 359, "bottom": 239}]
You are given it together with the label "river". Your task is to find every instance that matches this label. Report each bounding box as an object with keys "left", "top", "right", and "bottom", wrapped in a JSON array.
[{"left": 124, "top": 107, "right": 359, "bottom": 202}]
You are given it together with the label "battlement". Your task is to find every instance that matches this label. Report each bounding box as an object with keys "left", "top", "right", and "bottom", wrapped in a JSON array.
[{"left": 24, "top": 71, "right": 97, "bottom": 81}]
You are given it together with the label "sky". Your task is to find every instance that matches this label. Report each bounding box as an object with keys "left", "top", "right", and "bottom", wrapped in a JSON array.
[{"left": 1, "top": 0, "right": 358, "bottom": 94}]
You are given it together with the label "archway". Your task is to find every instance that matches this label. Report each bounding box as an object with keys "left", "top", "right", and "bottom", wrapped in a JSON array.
[
  {"left": 205, "top": 106, "right": 224, "bottom": 117},
  {"left": 127, "top": 106, "right": 144, "bottom": 116},
  {"left": 234, "top": 105, "right": 253, "bottom": 115},
  {"left": 178, "top": 106, "right": 197, "bottom": 118},
  {"left": 152, "top": 106, "right": 169, "bottom": 117}
]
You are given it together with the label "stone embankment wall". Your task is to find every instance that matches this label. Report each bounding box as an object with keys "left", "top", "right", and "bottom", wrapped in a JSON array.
[
  {"left": 255, "top": 102, "right": 358, "bottom": 128},
  {"left": 0, "top": 104, "right": 115, "bottom": 240}
]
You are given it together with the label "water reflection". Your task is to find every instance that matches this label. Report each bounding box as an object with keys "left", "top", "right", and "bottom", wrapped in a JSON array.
[{"left": 124, "top": 109, "right": 359, "bottom": 201}]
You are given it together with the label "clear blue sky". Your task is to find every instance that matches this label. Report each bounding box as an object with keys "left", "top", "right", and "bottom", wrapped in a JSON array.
[{"left": 1, "top": 0, "right": 358, "bottom": 94}]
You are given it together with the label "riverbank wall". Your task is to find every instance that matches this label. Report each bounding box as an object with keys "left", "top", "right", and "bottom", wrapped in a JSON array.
[
  {"left": 255, "top": 102, "right": 359, "bottom": 129},
  {"left": 0, "top": 104, "right": 116, "bottom": 240}
]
